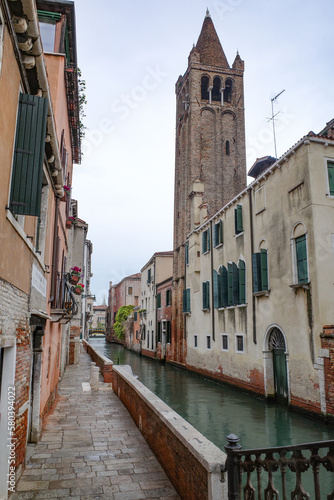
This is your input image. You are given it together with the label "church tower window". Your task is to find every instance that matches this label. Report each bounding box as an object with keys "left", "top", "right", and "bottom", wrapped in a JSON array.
[
  {"left": 224, "top": 78, "right": 233, "bottom": 103},
  {"left": 212, "top": 77, "right": 221, "bottom": 102},
  {"left": 201, "top": 76, "right": 210, "bottom": 100}
]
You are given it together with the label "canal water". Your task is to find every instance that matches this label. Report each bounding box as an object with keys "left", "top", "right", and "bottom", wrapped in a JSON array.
[{"left": 89, "top": 338, "right": 334, "bottom": 495}]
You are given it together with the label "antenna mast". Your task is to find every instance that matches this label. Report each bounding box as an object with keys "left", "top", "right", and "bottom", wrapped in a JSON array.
[{"left": 268, "top": 89, "right": 285, "bottom": 158}]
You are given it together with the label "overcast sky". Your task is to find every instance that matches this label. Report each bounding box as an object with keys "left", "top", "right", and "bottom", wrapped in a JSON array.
[{"left": 72, "top": 0, "right": 334, "bottom": 304}]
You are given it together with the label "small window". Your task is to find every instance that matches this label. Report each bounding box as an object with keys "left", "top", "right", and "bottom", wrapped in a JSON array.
[
  {"left": 128, "top": 287, "right": 133, "bottom": 295},
  {"left": 327, "top": 161, "right": 334, "bottom": 196},
  {"left": 147, "top": 331, "right": 150, "bottom": 348},
  {"left": 147, "top": 268, "right": 152, "bottom": 284},
  {"left": 202, "top": 228, "right": 210, "bottom": 254},
  {"left": 202, "top": 281, "right": 210, "bottom": 310},
  {"left": 157, "top": 322, "right": 162, "bottom": 343},
  {"left": 166, "top": 321, "right": 171, "bottom": 344},
  {"left": 183, "top": 288, "right": 191, "bottom": 313},
  {"left": 156, "top": 293, "right": 161, "bottom": 309},
  {"left": 221, "top": 334, "right": 228, "bottom": 351},
  {"left": 194, "top": 335, "right": 198, "bottom": 348},
  {"left": 225, "top": 140, "right": 230, "bottom": 156},
  {"left": 214, "top": 220, "right": 223, "bottom": 247},
  {"left": 236, "top": 335, "right": 244, "bottom": 353},
  {"left": 166, "top": 289, "right": 172, "bottom": 306},
  {"left": 252, "top": 249, "right": 268, "bottom": 293},
  {"left": 185, "top": 242, "right": 189, "bottom": 265},
  {"left": 224, "top": 78, "right": 233, "bottom": 103},
  {"left": 235, "top": 205, "right": 243, "bottom": 235},
  {"left": 239, "top": 259, "right": 246, "bottom": 304},
  {"left": 201, "top": 76, "right": 210, "bottom": 100},
  {"left": 296, "top": 234, "right": 308, "bottom": 284},
  {"left": 207, "top": 336, "right": 211, "bottom": 350},
  {"left": 212, "top": 77, "right": 221, "bottom": 102}
]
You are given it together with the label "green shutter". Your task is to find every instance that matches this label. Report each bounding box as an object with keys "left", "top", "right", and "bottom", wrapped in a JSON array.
[
  {"left": 296, "top": 235, "right": 308, "bottom": 283},
  {"left": 185, "top": 243, "right": 189, "bottom": 265},
  {"left": 10, "top": 93, "right": 48, "bottom": 216},
  {"left": 214, "top": 223, "right": 218, "bottom": 247},
  {"left": 202, "top": 281, "right": 210, "bottom": 309},
  {"left": 228, "top": 263, "right": 233, "bottom": 306},
  {"left": 233, "top": 262, "right": 239, "bottom": 305},
  {"left": 183, "top": 289, "right": 190, "bottom": 313},
  {"left": 235, "top": 205, "right": 243, "bottom": 234},
  {"left": 220, "top": 220, "right": 223, "bottom": 245},
  {"left": 213, "top": 271, "right": 219, "bottom": 308},
  {"left": 157, "top": 293, "right": 161, "bottom": 308},
  {"left": 202, "top": 231, "right": 207, "bottom": 253},
  {"left": 260, "top": 249, "right": 268, "bottom": 291},
  {"left": 134, "top": 311, "right": 138, "bottom": 322},
  {"left": 239, "top": 260, "right": 246, "bottom": 304},
  {"left": 252, "top": 253, "right": 261, "bottom": 293},
  {"left": 328, "top": 162, "right": 334, "bottom": 196},
  {"left": 207, "top": 228, "right": 210, "bottom": 251},
  {"left": 221, "top": 266, "right": 228, "bottom": 307},
  {"left": 202, "top": 282, "right": 207, "bottom": 309}
]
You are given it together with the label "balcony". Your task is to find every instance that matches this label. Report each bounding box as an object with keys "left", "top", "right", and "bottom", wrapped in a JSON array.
[{"left": 50, "top": 272, "right": 79, "bottom": 323}]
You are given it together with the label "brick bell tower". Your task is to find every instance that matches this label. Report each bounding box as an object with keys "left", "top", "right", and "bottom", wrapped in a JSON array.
[{"left": 171, "top": 10, "right": 247, "bottom": 364}]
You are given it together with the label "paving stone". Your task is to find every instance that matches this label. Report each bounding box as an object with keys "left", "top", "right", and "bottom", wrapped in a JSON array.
[{"left": 14, "top": 351, "right": 180, "bottom": 499}]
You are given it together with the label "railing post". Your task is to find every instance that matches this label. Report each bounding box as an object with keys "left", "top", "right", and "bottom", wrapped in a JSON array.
[{"left": 224, "top": 434, "right": 242, "bottom": 500}]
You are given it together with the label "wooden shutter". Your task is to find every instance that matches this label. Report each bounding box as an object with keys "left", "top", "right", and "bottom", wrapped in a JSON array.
[
  {"left": 239, "top": 260, "right": 246, "bottom": 304},
  {"left": 235, "top": 205, "right": 243, "bottom": 234},
  {"left": 207, "top": 228, "right": 210, "bottom": 251},
  {"left": 252, "top": 253, "right": 261, "bottom": 293},
  {"left": 10, "top": 93, "right": 48, "bottom": 216},
  {"left": 328, "top": 162, "right": 334, "bottom": 196},
  {"left": 185, "top": 243, "right": 189, "bottom": 265},
  {"left": 202, "top": 231, "right": 207, "bottom": 253},
  {"left": 228, "top": 263, "right": 233, "bottom": 306},
  {"left": 296, "top": 235, "right": 308, "bottom": 283},
  {"left": 221, "top": 266, "right": 228, "bottom": 307},
  {"left": 213, "top": 271, "right": 219, "bottom": 308},
  {"left": 219, "top": 220, "right": 223, "bottom": 245},
  {"left": 260, "top": 249, "right": 268, "bottom": 291},
  {"left": 156, "top": 293, "right": 161, "bottom": 308},
  {"left": 214, "top": 223, "right": 219, "bottom": 247},
  {"left": 183, "top": 288, "right": 190, "bottom": 313},
  {"left": 232, "top": 262, "right": 240, "bottom": 305},
  {"left": 202, "top": 282, "right": 207, "bottom": 309}
]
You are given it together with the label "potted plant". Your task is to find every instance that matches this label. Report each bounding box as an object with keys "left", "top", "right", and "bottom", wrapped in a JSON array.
[
  {"left": 66, "top": 216, "right": 74, "bottom": 228},
  {"left": 70, "top": 266, "right": 81, "bottom": 285},
  {"left": 74, "top": 283, "right": 85, "bottom": 295}
]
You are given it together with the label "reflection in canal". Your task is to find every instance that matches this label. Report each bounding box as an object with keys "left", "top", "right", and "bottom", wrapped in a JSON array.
[
  {"left": 89, "top": 339, "right": 334, "bottom": 494},
  {"left": 89, "top": 339, "right": 334, "bottom": 451}
]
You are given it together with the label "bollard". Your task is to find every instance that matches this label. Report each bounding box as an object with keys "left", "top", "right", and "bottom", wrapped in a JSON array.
[
  {"left": 224, "top": 434, "right": 242, "bottom": 500},
  {"left": 90, "top": 362, "right": 100, "bottom": 390}
]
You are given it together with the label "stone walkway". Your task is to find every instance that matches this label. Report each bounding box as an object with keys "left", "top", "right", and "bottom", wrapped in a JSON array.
[{"left": 12, "top": 350, "right": 180, "bottom": 499}]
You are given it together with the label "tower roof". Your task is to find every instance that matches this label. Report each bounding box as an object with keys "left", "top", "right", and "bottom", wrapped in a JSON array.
[{"left": 195, "top": 12, "right": 230, "bottom": 68}]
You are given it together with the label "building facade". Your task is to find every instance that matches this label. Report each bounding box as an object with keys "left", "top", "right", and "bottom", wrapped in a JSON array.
[
  {"left": 172, "top": 11, "right": 247, "bottom": 365},
  {"left": 140, "top": 252, "right": 173, "bottom": 358},
  {"left": 183, "top": 122, "right": 334, "bottom": 418},
  {"left": 0, "top": 0, "right": 82, "bottom": 495},
  {"left": 105, "top": 273, "right": 141, "bottom": 342},
  {"left": 156, "top": 277, "right": 173, "bottom": 361}
]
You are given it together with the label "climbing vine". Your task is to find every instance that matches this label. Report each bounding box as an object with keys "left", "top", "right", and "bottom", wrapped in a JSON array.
[{"left": 113, "top": 305, "right": 134, "bottom": 340}]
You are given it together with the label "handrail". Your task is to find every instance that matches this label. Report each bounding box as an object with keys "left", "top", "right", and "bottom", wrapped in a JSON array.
[{"left": 224, "top": 434, "right": 334, "bottom": 499}]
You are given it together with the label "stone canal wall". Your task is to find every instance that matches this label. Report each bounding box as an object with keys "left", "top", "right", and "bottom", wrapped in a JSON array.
[
  {"left": 112, "top": 365, "right": 227, "bottom": 500},
  {"left": 82, "top": 340, "right": 113, "bottom": 383}
]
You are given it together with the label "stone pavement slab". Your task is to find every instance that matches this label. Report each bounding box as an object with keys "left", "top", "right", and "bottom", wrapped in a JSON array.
[{"left": 11, "top": 350, "right": 180, "bottom": 500}]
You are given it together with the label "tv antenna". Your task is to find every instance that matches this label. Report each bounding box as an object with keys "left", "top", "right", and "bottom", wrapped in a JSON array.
[{"left": 267, "top": 89, "right": 285, "bottom": 159}]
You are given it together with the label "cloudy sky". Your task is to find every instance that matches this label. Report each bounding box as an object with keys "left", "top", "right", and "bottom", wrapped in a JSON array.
[{"left": 72, "top": 0, "right": 334, "bottom": 304}]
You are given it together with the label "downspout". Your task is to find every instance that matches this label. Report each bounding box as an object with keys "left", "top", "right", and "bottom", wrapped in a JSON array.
[
  {"left": 210, "top": 220, "right": 215, "bottom": 342},
  {"left": 50, "top": 198, "right": 59, "bottom": 303},
  {"left": 249, "top": 188, "right": 256, "bottom": 344}
]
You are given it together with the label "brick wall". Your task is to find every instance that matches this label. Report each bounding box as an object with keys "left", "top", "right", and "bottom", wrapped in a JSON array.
[
  {"left": 0, "top": 279, "right": 30, "bottom": 478},
  {"left": 112, "top": 365, "right": 227, "bottom": 500},
  {"left": 321, "top": 326, "right": 334, "bottom": 417}
]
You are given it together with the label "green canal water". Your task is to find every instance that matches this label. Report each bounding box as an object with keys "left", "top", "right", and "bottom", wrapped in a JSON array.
[{"left": 89, "top": 338, "right": 334, "bottom": 495}]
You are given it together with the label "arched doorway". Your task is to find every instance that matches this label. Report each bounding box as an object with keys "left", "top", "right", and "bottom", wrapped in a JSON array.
[{"left": 268, "top": 327, "right": 288, "bottom": 404}]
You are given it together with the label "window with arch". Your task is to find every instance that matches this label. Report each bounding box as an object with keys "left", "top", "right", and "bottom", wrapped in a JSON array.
[
  {"left": 224, "top": 79, "right": 233, "bottom": 103},
  {"left": 212, "top": 77, "right": 221, "bottom": 102},
  {"left": 292, "top": 224, "right": 308, "bottom": 284},
  {"left": 201, "top": 76, "right": 210, "bottom": 100}
]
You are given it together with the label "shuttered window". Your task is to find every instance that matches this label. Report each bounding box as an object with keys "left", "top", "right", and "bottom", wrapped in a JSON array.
[
  {"left": 214, "top": 220, "right": 223, "bottom": 247},
  {"left": 183, "top": 288, "right": 191, "bottom": 313},
  {"left": 260, "top": 249, "right": 268, "bottom": 290},
  {"left": 202, "top": 228, "right": 210, "bottom": 253},
  {"left": 157, "top": 322, "right": 162, "bottom": 343},
  {"left": 239, "top": 260, "right": 246, "bottom": 304},
  {"left": 185, "top": 242, "right": 189, "bottom": 265},
  {"left": 10, "top": 93, "right": 48, "bottom": 216},
  {"left": 228, "top": 263, "right": 233, "bottom": 306},
  {"left": 232, "top": 262, "right": 239, "bottom": 305},
  {"left": 296, "top": 235, "right": 308, "bottom": 283},
  {"left": 166, "top": 321, "right": 171, "bottom": 343},
  {"left": 252, "top": 250, "right": 268, "bottom": 292},
  {"left": 202, "top": 281, "right": 210, "bottom": 310},
  {"left": 213, "top": 270, "right": 219, "bottom": 308},
  {"left": 156, "top": 293, "right": 161, "bottom": 309},
  {"left": 328, "top": 162, "right": 334, "bottom": 196},
  {"left": 220, "top": 266, "right": 228, "bottom": 308},
  {"left": 235, "top": 204, "right": 243, "bottom": 234}
]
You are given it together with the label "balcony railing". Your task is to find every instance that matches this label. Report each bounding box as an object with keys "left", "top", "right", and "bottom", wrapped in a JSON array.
[
  {"left": 50, "top": 272, "right": 78, "bottom": 322},
  {"left": 224, "top": 434, "right": 334, "bottom": 499}
]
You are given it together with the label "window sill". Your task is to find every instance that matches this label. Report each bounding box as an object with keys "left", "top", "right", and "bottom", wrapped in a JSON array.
[
  {"left": 289, "top": 282, "right": 310, "bottom": 290},
  {"left": 253, "top": 290, "right": 270, "bottom": 297},
  {"left": 202, "top": 250, "right": 210, "bottom": 256},
  {"left": 255, "top": 207, "right": 266, "bottom": 216},
  {"left": 237, "top": 303, "right": 247, "bottom": 308},
  {"left": 202, "top": 308, "right": 210, "bottom": 312},
  {"left": 214, "top": 243, "right": 223, "bottom": 249},
  {"left": 235, "top": 231, "right": 244, "bottom": 238}
]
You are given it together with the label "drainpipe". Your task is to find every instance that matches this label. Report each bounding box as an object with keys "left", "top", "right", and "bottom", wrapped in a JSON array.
[
  {"left": 249, "top": 188, "right": 257, "bottom": 344},
  {"left": 210, "top": 220, "right": 215, "bottom": 342},
  {"left": 50, "top": 198, "right": 59, "bottom": 303}
]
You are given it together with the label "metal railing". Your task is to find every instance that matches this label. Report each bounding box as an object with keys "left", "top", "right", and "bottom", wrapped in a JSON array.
[
  {"left": 224, "top": 434, "right": 334, "bottom": 499},
  {"left": 51, "top": 272, "right": 78, "bottom": 317}
]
